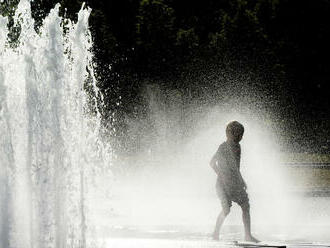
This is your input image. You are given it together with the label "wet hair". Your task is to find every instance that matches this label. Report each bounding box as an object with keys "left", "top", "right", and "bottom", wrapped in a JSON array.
[{"left": 226, "top": 121, "right": 244, "bottom": 138}]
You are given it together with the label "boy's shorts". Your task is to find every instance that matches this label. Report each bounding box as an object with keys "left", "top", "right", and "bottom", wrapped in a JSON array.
[{"left": 216, "top": 180, "right": 249, "bottom": 209}]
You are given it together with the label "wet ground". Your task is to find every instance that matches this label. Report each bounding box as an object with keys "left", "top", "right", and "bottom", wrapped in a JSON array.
[
  {"left": 97, "top": 164, "right": 330, "bottom": 248},
  {"left": 97, "top": 195, "right": 330, "bottom": 248},
  {"left": 105, "top": 237, "right": 330, "bottom": 248}
]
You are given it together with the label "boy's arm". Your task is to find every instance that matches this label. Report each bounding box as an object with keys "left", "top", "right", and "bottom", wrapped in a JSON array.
[
  {"left": 235, "top": 167, "right": 247, "bottom": 189},
  {"left": 210, "top": 146, "right": 224, "bottom": 176},
  {"left": 238, "top": 171, "right": 247, "bottom": 189},
  {"left": 210, "top": 153, "right": 220, "bottom": 175}
]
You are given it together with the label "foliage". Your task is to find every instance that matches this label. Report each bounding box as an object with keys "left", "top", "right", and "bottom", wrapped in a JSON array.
[{"left": 1, "top": 0, "right": 329, "bottom": 153}]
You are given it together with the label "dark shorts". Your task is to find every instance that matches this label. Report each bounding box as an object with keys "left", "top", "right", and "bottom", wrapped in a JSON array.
[{"left": 216, "top": 180, "right": 249, "bottom": 210}]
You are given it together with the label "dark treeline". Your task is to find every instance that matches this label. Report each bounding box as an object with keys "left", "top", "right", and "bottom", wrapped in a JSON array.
[{"left": 1, "top": 0, "right": 329, "bottom": 153}]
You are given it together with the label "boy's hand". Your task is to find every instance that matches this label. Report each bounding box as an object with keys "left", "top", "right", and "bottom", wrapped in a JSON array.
[
  {"left": 238, "top": 173, "right": 247, "bottom": 190},
  {"left": 242, "top": 180, "right": 247, "bottom": 190},
  {"left": 210, "top": 157, "right": 221, "bottom": 175}
]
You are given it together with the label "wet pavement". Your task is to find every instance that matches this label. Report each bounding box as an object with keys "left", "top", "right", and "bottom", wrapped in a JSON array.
[{"left": 105, "top": 237, "right": 330, "bottom": 248}]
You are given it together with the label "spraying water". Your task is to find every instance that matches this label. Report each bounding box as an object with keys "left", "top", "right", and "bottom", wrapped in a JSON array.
[
  {"left": 1, "top": 1, "right": 330, "bottom": 247},
  {"left": 107, "top": 85, "right": 330, "bottom": 243},
  {"left": 0, "top": 1, "right": 111, "bottom": 247}
]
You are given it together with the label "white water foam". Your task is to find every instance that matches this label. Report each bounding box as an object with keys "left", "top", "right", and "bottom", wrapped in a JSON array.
[{"left": 0, "top": 1, "right": 111, "bottom": 247}]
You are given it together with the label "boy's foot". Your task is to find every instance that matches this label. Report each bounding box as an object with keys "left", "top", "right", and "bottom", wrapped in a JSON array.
[
  {"left": 245, "top": 235, "right": 260, "bottom": 243},
  {"left": 211, "top": 232, "right": 219, "bottom": 240}
]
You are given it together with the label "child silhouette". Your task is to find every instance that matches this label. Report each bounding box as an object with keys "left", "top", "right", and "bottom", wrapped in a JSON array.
[{"left": 210, "top": 121, "right": 259, "bottom": 242}]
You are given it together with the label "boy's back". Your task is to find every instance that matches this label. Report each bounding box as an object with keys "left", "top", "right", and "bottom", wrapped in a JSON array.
[{"left": 213, "top": 141, "right": 245, "bottom": 195}]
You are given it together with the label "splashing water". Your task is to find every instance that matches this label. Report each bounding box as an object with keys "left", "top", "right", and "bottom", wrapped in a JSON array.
[
  {"left": 0, "top": 1, "right": 111, "bottom": 247},
  {"left": 2, "top": 1, "right": 330, "bottom": 247}
]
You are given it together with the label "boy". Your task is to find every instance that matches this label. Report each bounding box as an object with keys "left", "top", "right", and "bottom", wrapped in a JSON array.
[{"left": 210, "top": 121, "right": 259, "bottom": 242}]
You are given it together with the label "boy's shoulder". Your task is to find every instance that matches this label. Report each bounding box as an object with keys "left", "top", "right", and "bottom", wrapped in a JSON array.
[
  {"left": 218, "top": 141, "right": 226, "bottom": 147},
  {"left": 218, "top": 141, "right": 240, "bottom": 155},
  {"left": 217, "top": 141, "right": 228, "bottom": 153}
]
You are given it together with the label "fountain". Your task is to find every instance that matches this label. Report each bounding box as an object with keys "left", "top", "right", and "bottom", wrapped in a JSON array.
[
  {"left": 2, "top": 1, "right": 330, "bottom": 248},
  {"left": 0, "top": 1, "right": 110, "bottom": 247}
]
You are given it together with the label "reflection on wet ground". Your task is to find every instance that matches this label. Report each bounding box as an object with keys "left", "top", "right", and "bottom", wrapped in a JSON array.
[
  {"left": 105, "top": 237, "right": 330, "bottom": 248},
  {"left": 102, "top": 219, "right": 330, "bottom": 248},
  {"left": 100, "top": 165, "right": 330, "bottom": 248}
]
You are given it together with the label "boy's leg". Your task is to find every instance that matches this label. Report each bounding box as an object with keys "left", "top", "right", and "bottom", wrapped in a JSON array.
[
  {"left": 237, "top": 194, "right": 259, "bottom": 242},
  {"left": 212, "top": 204, "right": 230, "bottom": 240},
  {"left": 241, "top": 202, "right": 252, "bottom": 239},
  {"left": 213, "top": 185, "right": 231, "bottom": 240}
]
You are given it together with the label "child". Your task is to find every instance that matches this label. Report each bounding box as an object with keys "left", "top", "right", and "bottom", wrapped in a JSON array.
[{"left": 210, "top": 121, "right": 259, "bottom": 242}]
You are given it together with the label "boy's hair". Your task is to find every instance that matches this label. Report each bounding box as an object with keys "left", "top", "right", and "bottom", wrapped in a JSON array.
[{"left": 226, "top": 121, "right": 244, "bottom": 138}]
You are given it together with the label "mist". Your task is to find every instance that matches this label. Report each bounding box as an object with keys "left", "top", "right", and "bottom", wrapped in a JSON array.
[{"left": 97, "top": 81, "right": 309, "bottom": 241}]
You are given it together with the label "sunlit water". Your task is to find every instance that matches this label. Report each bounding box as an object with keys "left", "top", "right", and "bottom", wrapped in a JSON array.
[
  {"left": 107, "top": 106, "right": 330, "bottom": 244},
  {"left": 0, "top": 1, "right": 111, "bottom": 247}
]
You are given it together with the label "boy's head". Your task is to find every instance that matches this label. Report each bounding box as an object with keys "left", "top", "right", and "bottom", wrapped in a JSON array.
[{"left": 226, "top": 121, "right": 244, "bottom": 143}]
